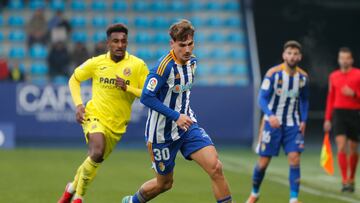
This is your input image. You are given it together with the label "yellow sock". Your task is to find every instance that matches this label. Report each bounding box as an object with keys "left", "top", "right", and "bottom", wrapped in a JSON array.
[
  {"left": 75, "top": 157, "right": 101, "bottom": 197},
  {"left": 71, "top": 164, "right": 84, "bottom": 192}
]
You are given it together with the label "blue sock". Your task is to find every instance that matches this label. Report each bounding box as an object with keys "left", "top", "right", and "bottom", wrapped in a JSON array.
[
  {"left": 289, "top": 165, "right": 300, "bottom": 199},
  {"left": 217, "top": 195, "right": 232, "bottom": 203},
  {"left": 131, "top": 190, "right": 146, "bottom": 203},
  {"left": 252, "top": 164, "right": 266, "bottom": 194}
]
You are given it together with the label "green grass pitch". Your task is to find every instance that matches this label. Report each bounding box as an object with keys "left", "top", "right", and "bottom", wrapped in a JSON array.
[{"left": 0, "top": 148, "right": 359, "bottom": 203}]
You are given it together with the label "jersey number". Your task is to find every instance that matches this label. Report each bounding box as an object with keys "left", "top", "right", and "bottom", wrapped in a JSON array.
[{"left": 153, "top": 148, "right": 170, "bottom": 161}]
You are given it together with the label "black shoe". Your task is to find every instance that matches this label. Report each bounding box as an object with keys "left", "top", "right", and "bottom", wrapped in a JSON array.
[
  {"left": 348, "top": 183, "right": 355, "bottom": 193},
  {"left": 341, "top": 184, "right": 350, "bottom": 192}
]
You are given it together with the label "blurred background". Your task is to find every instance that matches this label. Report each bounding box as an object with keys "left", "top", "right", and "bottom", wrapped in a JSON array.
[{"left": 0, "top": 0, "right": 358, "bottom": 149}]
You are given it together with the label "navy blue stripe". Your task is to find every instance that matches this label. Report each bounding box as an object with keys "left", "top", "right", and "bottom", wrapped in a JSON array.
[
  {"left": 164, "top": 66, "right": 180, "bottom": 141},
  {"left": 180, "top": 65, "right": 189, "bottom": 114},
  {"left": 292, "top": 98, "right": 299, "bottom": 125},
  {"left": 282, "top": 75, "right": 293, "bottom": 125},
  {"left": 271, "top": 72, "right": 282, "bottom": 114}
]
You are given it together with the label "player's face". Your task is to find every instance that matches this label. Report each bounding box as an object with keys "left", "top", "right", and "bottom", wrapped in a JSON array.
[
  {"left": 107, "top": 32, "right": 128, "bottom": 60},
  {"left": 171, "top": 35, "right": 194, "bottom": 64},
  {"left": 338, "top": 52, "right": 353, "bottom": 69},
  {"left": 282, "top": 47, "right": 302, "bottom": 68}
]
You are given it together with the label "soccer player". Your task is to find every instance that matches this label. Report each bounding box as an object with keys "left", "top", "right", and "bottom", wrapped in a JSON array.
[
  {"left": 57, "top": 24, "right": 149, "bottom": 203},
  {"left": 121, "top": 19, "right": 233, "bottom": 203},
  {"left": 323, "top": 47, "right": 360, "bottom": 193},
  {"left": 246, "top": 41, "right": 309, "bottom": 203}
]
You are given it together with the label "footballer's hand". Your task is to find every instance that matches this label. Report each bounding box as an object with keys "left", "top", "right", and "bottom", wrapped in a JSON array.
[
  {"left": 116, "top": 75, "right": 127, "bottom": 91},
  {"left": 269, "top": 115, "right": 280, "bottom": 128},
  {"left": 300, "top": 122, "right": 306, "bottom": 135},
  {"left": 176, "top": 114, "right": 193, "bottom": 131},
  {"left": 76, "top": 104, "right": 85, "bottom": 124},
  {"left": 323, "top": 120, "right": 332, "bottom": 132}
]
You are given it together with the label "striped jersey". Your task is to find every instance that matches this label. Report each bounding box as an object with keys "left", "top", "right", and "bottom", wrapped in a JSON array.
[
  {"left": 259, "top": 63, "right": 309, "bottom": 126},
  {"left": 141, "top": 50, "right": 197, "bottom": 143}
]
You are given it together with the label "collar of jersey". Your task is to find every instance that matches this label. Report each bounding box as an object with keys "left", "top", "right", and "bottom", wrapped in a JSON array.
[
  {"left": 106, "top": 51, "right": 129, "bottom": 62},
  {"left": 170, "top": 50, "right": 186, "bottom": 65}
]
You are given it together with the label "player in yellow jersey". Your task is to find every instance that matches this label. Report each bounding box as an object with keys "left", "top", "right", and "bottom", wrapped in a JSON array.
[{"left": 57, "top": 23, "right": 149, "bottom": 203}]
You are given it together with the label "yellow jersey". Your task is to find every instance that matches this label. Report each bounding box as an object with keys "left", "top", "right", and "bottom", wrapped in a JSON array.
[{"left": 73, "top": 51, "right": 149, "bottom": 134}]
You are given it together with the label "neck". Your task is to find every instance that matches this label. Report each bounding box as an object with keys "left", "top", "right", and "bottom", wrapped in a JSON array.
[
  {"left": 111, "top": 54, "right": 124, "bottom": 63},
  {"left": 171, "top": 50, "right": 187, "bottom": 65},
  {"left": 340, "top": 66, "right": 351, "bottom": 73},
  {"left": 284, "top": 63, "right": 297, "bottom": 75}
]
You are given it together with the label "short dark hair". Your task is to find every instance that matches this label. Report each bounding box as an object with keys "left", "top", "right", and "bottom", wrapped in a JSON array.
[
  {"left": 339, "top": 47, "right": 352, "bottom": 56},
  {"left": 106, "top": 23, "right": 128, "bottom": 38},
  {"left": 169, "top": 19, "right": 195, "bottom": 41},
  {"left": 283, "top": 40, "right": 302, "bottom": 52}
]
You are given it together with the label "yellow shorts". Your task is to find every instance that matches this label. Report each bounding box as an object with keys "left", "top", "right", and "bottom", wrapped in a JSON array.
[{"left": 82, "top": 116, "right": 123, "bottom": 160}]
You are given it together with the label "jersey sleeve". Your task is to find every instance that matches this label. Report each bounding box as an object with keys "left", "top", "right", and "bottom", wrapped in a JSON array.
[
  {"left": 73, "top": 57, "right": 96, "bottom": 81},
  {"left": 258, "top": 72, "right": 275, "bottom": 116},
  {"left": 140, "top": 61, "right": 180, "bottom": 121},
  {"left": 299, "top": 75, "right": 309, "bottom": 122}
]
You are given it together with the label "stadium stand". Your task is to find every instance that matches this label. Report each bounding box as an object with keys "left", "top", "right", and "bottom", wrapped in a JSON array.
[{"left": 0, "top": 0, "right": 249, "bottom": 86}]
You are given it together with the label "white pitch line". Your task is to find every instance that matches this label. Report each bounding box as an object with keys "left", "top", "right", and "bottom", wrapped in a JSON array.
[{"left": 221, "top": 156, "right": 359, "bottom": 203}]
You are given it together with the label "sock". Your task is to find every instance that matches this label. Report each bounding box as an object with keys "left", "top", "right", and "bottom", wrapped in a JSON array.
[
  {"left": 75, "top": 157, "right": 101, "bottom": 197},
  {"left": 289, "top": 165, "right": 300, "bottom": 200},
  {"left": 132, "top": 190, "right": 147, "bottom": 203},
  {"left": 252, "top": 164, "right": 266, "bottom": 195},
  {"left": 67, "top": 182, "right": 76, "bottom": 194},
  {"left": 349, "top": 153, "right": 359, "bottom": 182},
  {"left": 71, "top": 164, "right": 84, "bottom": 193},
  {"left": 338, "top": 152, "right": 348, "bottom": 184},
  {"left": 217, "top": 195, "right": 232, "bottom": 203}
]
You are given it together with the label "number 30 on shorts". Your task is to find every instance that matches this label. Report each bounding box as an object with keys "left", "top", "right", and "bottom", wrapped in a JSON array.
[{"left": 153, "top": 148, "right": 170, "bottom": 161}]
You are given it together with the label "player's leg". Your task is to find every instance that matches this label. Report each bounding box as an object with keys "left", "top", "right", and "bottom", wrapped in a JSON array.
[
  {"left": 347, "top": 111, "right": 360, "bottom": 192},
  {"left": 348, "top": 140, "right": 358, "bottom": 192},
  {"left": 287, "top": 152, "right": 301, "bottom": 203},
  {"left": 333, "top": 109, "right": 349, "bottom": 190},
  {"left": 123, "top": 172, "right": 174, "bottom": 203},
  {"left": 190, "top": 146, "right": 232, "bottom": 202},
  {"left": 72, "top": 132, "right": 106, "bottom": 201},
  {"left": 336, "top": 135, "right": 348, "bottom": 189},
  {"left": 283, "top": 125, "right": 304, "bottom": 203},
  {"left": 248, "top": 155, "right": 271, "bottom": 203},
  {"left": 179, "top": 125, "right": 232, "bottom": 203},
  {"left": 122, "top": 141, "right": 180, "bottom": 203},
  {"left": 247, "top": 121, "right": 281, "bottom": 202}
]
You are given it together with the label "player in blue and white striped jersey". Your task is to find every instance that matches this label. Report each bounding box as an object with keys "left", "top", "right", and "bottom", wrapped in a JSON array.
[
  {"left": 122, "top": 19, "right": 233, "bottom": 203},
  {"left": 246, "top": 41, "right": 309, "bottom": 203}
]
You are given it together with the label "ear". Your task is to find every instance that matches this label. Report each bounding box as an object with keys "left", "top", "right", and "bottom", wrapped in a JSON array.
[
  {"left": 170, "top": 39, "right": 175, "bottom": 49},
  {"left": 282, "top": 51, "right": 286, "bottom": 61}
]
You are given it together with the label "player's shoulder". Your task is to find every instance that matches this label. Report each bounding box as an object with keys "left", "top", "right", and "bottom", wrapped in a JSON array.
[
  {"left": 329, "top": 69, "right": 341, "bottom": 78},
  {"left": 296, "top": 67, "right": 308, "bottom": 77},
  {"left": 352, "top": 67, "right": 360, "bottom": 74},
  {"left": 153, "top": 52, "right": 175, "bottom": 76},
  {"left": 265, "top": 64, "right": 283, "bottom": 77}
]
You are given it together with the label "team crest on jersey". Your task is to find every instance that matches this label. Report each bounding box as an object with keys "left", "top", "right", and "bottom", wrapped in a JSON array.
[
  {"left": 276, "top": 89, "right": 282, "bottom": 95},
  {"left": 147, "top": 77, "right": 158, "bottom": 91},
  {"left": 158, "top": 162, "right": 165, "bottom": 172},
  {"left": 299, "top": 78, "right": 306, "bottom": 88},
  {"left": 123, "top": 67, "right": 131, "bottom": 76}
]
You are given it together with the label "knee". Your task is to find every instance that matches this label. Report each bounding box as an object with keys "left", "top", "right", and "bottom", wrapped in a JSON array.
[
  {"left": 157, "top": 178, "right": 173, "bottom": 193},
  {"left": 208, "top": 160, "right": 224, "bottom": 180},
  {"left": 89, "top": 148, "right": 104, "bottom": 163},
  {"left": 288, "top": 153, "right": 300, "bottom": 166}
]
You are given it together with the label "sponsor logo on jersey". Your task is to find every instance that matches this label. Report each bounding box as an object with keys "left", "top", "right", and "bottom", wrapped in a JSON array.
[
  {"left": 172, "top": 83, "right": 192, "bottom": 93},
  {"left": 100, "top": 66, "right": 107, "bottom": 70}
]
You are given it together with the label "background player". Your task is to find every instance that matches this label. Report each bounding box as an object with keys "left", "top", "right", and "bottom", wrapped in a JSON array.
[
  {"left": 57, "top": 24, "right": 149, "bottom": 203},
  {"left": 121, "top": 19, "right": 233, "bottom": 203},
  {"left": 323, "top": 47, "right": 360, "bottom": 192},
  {"left": 246, "top": 41, "right": 309, "bottom": 203}
]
